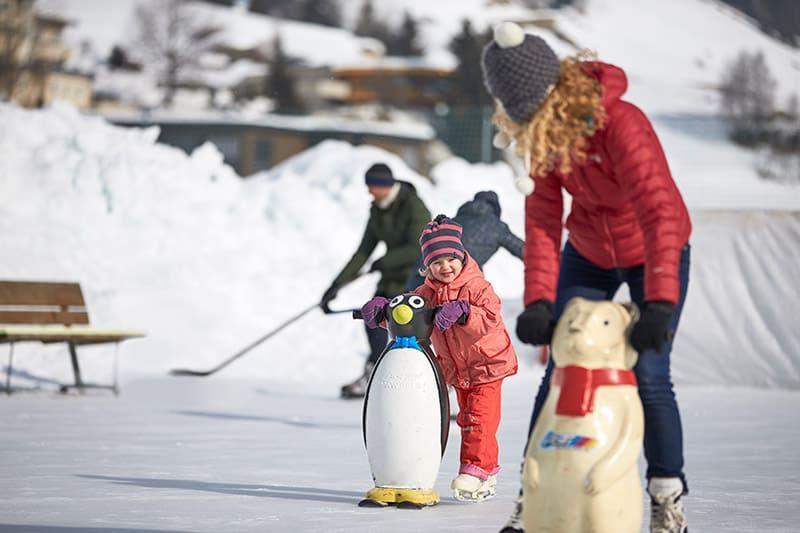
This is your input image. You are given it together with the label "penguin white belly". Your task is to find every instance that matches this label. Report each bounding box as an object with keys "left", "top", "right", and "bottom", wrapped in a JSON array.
[{"left": 364, "top": 347, "right": 443, "bottom": 489}]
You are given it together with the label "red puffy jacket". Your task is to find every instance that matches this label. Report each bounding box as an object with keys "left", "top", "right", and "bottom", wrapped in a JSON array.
[
  {"left": 415, "top": 254, "right": 518, "bottom": 389},
  {"left": 523, "top": 62, "right": 692, "bottom": 306}
]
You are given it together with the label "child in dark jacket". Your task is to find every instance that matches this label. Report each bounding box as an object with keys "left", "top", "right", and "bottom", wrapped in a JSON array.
[
  {"left": 362, "top": 215, "right": 518, "bottom": 502},
  {"left": 404, "top": 190, "right": 523, "bottom": 290}
]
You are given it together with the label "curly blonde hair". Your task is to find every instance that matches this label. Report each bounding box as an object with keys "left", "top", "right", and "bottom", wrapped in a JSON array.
[{"left": 493, "top": 52, "right": 607, "bottom": 178}]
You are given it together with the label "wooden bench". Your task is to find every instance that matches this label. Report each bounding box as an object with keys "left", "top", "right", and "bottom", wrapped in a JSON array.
[{"left": 0, "top": 280, "right": 145, "bottom": 395}]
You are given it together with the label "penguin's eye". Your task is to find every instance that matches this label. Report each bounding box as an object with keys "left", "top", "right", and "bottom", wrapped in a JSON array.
[
  {"left": 389, "top": 295, "right": 405, "bottom": 307},
  {"left": 408, "top": 295, "right": 425, "bottom": 309}
]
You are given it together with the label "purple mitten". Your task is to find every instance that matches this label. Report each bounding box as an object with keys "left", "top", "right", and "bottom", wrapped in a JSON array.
[
  {"left": 361, "top": 296, "right": 390, "bottom": 329},
  {"left": 434, "top": 300, "right": 470, "bottom": 331}
]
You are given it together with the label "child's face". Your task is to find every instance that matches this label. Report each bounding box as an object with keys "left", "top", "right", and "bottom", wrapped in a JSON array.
[{"left": 429, "top": 256, "right": 463, "bottom": 284}]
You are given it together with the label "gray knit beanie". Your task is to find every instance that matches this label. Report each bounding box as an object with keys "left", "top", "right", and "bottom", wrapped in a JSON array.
[{"left": 481, "top": 22, "right": 560, "bottom": 124}]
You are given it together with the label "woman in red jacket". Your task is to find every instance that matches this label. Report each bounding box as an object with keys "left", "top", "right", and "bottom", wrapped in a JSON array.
[{"left": 481, "top": 23, "right": 691, "bottom": 533}]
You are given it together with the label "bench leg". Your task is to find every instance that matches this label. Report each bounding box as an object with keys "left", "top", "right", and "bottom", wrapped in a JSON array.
[
  {"left": 112, "top": 342, "right": 120, "bottom": 396},
  {"left": 4, "top": 343, "right": 13, "bottom": 395},
  {"left": 67, "top": 342, "right": 84, "bottom": 392},
  {"left": 61, "top": 342, "right": 119, "bottom": 395}
]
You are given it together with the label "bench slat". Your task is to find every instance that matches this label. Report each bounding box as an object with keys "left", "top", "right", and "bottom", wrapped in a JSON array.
[
  {"left": 0, "top": 310, "right": 90, "bottom": 325},
  {"left": 0, "top": 326, "right": 146, "bottom": 345},
  {"left": 0, "top": 281, "right": 85, "bottom": 306}
]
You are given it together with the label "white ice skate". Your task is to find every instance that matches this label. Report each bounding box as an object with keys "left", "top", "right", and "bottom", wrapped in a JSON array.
[
  {"left": 451, "top": 473, "right": 497, "bottom": 502},
  {"left": 648, "top": 478, "right": 688, "bottom": 533}
]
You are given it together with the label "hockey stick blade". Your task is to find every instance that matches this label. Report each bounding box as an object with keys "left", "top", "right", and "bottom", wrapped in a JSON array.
[{"left": 169, "top": 368, "right": 214, "bottom": 377}]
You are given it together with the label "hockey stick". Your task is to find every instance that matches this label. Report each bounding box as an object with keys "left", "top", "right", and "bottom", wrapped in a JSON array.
[
  {"left": 169, "top": 302, "right": 320, "bottom": 377},
  {"left": 169, "top": 273, "right": 371, "bottom": 377},
  {"left": 322, "top": 306, "right": 361, "bottom": 315}
]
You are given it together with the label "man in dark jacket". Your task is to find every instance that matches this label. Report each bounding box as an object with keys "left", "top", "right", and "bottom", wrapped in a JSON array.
[
  {"left": 405, "top": 190, "right": 523, "bottom": 290},
  {"left": 321, "top": 162, "right": 431, "bottom": 398}
]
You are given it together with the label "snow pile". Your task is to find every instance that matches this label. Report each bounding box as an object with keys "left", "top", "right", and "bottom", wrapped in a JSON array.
[
  {"left": 0, "top": 102, "right": 520, "bottom": 391},
  {"left": 1, "top": 101, "right": 798, "bottom": 392}
]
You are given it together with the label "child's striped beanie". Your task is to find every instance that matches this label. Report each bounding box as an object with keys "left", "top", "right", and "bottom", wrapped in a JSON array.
[{"left": 419, "top": 214, "right": 466, "bottom": 268}]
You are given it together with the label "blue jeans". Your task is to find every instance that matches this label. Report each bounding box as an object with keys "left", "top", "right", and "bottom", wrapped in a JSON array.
[{"left": 526, "top": 241, "right": 691, "bottom": 492}]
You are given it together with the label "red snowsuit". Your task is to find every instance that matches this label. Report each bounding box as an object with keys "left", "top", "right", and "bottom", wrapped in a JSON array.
[
  {"left": 415, "top": 254, "right": 517, "bottom": 478},
  {"left": 523, "top": 62, "right": 692, "bottom": 306}
]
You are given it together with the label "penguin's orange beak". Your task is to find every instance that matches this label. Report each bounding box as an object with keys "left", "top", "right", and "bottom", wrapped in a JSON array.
[{"left": 392, "top": 304, "right": 413, "bottom": 325}]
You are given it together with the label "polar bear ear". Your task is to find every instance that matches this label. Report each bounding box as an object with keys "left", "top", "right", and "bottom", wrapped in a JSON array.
[{"left": 620, "top": 302, "right": 640, "bottom": 324}]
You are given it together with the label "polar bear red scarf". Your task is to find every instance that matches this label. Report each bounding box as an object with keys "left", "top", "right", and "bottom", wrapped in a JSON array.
[{"left": 551, "top": 365, "right": 637, "bottom": 416}]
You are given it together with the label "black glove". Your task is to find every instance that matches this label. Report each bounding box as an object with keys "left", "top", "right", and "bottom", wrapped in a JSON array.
[
  {"left": 516, "top": 299, "right": 555, "bottom": 346},
  {"left": 321, "top": 284, "right": 339, "bottom": 306},
  {"left": 630, "top": 301, "right": 675, "bottom": 354},
  {"left": 369, "top": 257, "right": 384, "bottom": 273}
]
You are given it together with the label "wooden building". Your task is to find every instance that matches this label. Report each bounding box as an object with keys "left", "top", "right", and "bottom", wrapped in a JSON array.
[
  {"left": 0, "top": 2, "right": 93, "bottom": 109},
  {"left": 103, "top": 111, "right": 440, "bottom": 177}
]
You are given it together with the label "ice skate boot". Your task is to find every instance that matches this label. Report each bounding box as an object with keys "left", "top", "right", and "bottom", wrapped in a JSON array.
[
  {"left": 498, "top": 488, "right": 524, "bottom": 532},
  {"left": 451, "top": 473, "right": 497, "bottom": 502},
  {"left": 340, "top": 362, "right": 373, "bottom": 399},
  {"left": 648, "top": 477, "right": 688, "bottom": 533}
]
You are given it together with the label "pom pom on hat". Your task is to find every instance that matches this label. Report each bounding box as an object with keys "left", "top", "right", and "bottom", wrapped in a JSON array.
[
  {"left": 515, "top": 175, "right": 535, "bottom": 195},
  {"left": 494, "top": 22, "right": 525, "bottom": 48},
  {"left": 481, "top": 22, "right": 560, "bottom": 124}
]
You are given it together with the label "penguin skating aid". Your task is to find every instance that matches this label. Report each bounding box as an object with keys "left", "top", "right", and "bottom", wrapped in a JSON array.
[{"left": 355, "top": 293, "right": 449, "bottom": 508}]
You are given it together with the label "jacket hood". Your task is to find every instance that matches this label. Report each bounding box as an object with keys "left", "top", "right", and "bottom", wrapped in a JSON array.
[
  {"left": 585, "top": 61, "right": 627, "bottom": 108},
  {"left": 457, "top": 191, "right": 501, "bottom": 218}
]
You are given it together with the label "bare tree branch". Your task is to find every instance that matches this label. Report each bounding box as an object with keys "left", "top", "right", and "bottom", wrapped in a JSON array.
[{"left": 133, "top": 0, "right": 221, "bottom": 106}]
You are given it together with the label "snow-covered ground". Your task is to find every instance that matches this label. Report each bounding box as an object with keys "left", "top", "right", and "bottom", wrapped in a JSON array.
[{"left": 2, "top": 377, "right": 799, "bottom": 532}]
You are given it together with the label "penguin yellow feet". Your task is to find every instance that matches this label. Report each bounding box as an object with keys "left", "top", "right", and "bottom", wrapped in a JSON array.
[
  {"left": 451, "top": 474, "right": 497, "bottom": 502},
  {"left": 360, "top": 487, "right": 440, "bottom": 508}
]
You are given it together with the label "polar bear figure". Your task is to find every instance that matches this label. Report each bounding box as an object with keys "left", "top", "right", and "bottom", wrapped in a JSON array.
[{"left": 523, "top": 297, "right": 644, "bottom": 533}]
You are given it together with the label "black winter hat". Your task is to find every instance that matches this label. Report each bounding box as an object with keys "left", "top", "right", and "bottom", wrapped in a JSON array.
[
  {"left": 364, "top": 163, "right": 396, "bottom": 187},
  {"left": 481, "top": 22, "right": 560, "bottom": 124}
]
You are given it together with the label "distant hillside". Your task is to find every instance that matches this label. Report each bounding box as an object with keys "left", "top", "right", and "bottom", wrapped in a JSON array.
[{"left": 719, "top": 0, "right": 800, "bottom": 47}]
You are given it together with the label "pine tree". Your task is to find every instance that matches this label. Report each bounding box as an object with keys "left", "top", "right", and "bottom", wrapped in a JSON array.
[
  {"left": 388, "top": 11, "right": 423, "bottom": 57},
  {"left": 249, "top": 0, "right": 300, "bottom": 19},
  {"left": 353, "top": 0, "right": 393, "bottom": 48},
  {"left": 266, "top": 34, "right": 303, "bottom": 114},
  {"left": 448, "top": 19, "right": 493, "bottom": 107},
  {"left": 302, "top": 0, "right": 342, "bottom": 28}
]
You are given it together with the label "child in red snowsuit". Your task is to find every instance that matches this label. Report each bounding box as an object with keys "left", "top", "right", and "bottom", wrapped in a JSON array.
[{"left": 362, "top": 214, "right": 518, "bottom": 502}]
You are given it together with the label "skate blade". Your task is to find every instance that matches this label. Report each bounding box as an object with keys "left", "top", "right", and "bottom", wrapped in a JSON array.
[
  {"left": 452, "top": 488, "right": 496, "bottom": 503},
  {"left": 340, "top": 389, "right": 365, "bottom": 400},
  {"left": 358, "top": 498, "right": 388, "bottom": 507},
  {"left": 397, "top": 501, "right": 433, "bottom": 509}
]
